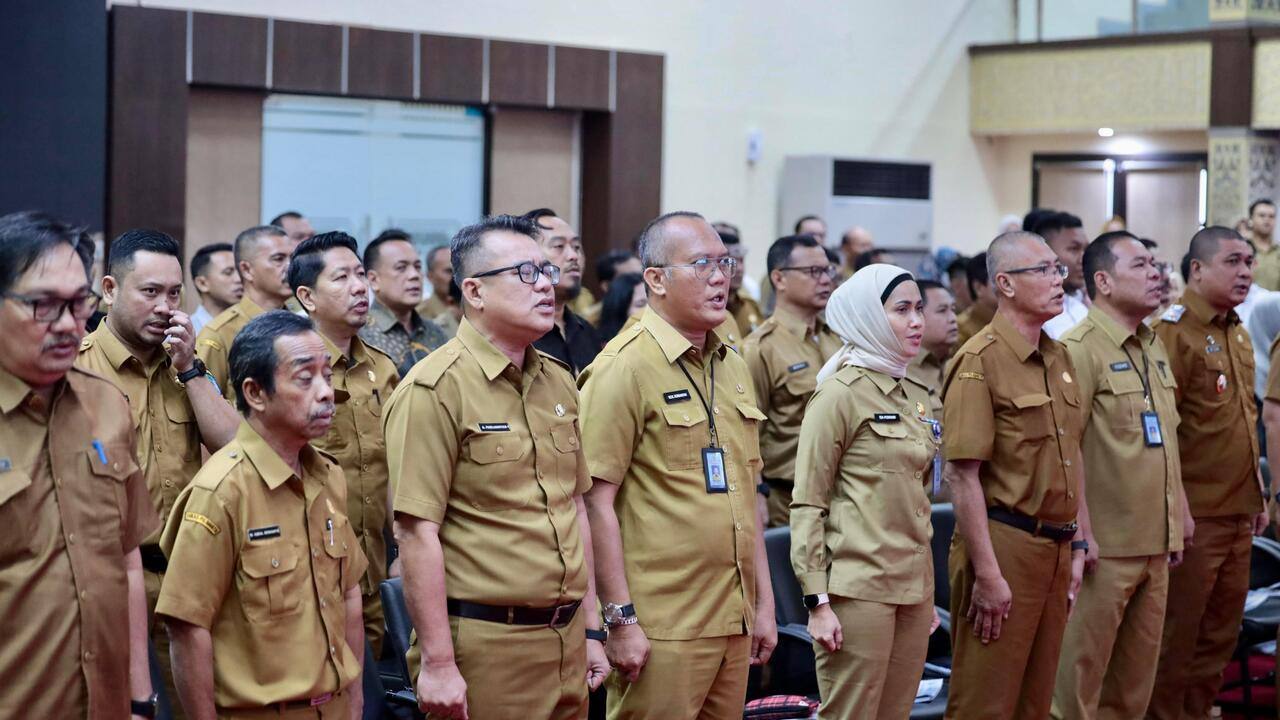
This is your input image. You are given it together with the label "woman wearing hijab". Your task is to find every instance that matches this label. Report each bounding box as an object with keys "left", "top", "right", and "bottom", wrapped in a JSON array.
[{"left": 789, "top": 264, "right": 941, "bottom": 719}]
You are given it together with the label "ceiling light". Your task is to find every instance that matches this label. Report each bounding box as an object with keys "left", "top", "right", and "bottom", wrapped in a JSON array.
[{"left": 1097, "top": 127, "right": 1115, "bottom": 137}]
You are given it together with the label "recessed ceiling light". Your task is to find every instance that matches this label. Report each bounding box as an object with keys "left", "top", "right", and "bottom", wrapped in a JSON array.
[{"left": 1098, "top": 127, "right": 1115, "bottom": 137}]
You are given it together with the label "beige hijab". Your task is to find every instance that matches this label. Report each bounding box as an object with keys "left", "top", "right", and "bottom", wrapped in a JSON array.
[{"left": 816, "top": 263, "right": 916, "bottom": 382}]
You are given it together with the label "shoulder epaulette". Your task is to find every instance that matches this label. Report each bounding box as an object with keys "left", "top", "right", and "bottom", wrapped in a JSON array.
[
  {"left": 1161, "top": 305, "right": 1186, "bottom": 323},
  {"left": 191, "top": 447, "right": 245, "bottom": 490},
  {"left": 600, "top": 321, "right": 647, "bottom": 357},
  {"left": 960, "top": 332, "right": 998, "bottom": 354},
  {"left": 412, "top": 344, "right": 463, "bottom": 388}
]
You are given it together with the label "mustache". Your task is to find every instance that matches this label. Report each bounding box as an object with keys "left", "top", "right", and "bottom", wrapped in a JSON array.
[
  {"left": 43, "top": 333, "right": 80, "bottom": 350},
  {"left": 311, "top": 403, "right": 336, "bottom": 420}
]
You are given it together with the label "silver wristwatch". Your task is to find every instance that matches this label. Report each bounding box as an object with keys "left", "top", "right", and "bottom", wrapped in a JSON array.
[{"left": 603, "top": 602, "right": 638, "bottom": 627}]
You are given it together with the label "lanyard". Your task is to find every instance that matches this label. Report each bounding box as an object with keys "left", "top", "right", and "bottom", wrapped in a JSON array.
[
  {"left": 675, "top": 355, "right": 718, "bottom": 447},
  {"left": 1121, "top": 344, "right": 1152, "bottom": 411}
]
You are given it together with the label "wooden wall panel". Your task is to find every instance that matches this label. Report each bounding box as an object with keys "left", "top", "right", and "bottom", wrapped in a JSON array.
[
  {"left": 421, "top": 34, "right": 484, "bottom": 104},
  {"left": 490, "top": 40, "right": 548, "bottom": 107},
  {"left": 347, "top": 27, "right": 413, "bottom": 99},
  {"left": 1211, "top": 29, "right": 1253, "bottom": 127},
  {"left": 272, "top": 20, "right": 342, "bottom": 94},
  {"left": 555, "top": 46, "right": 610, "bottom": 111},
  {"left": 191, "top": 13, "right": 267, "bottom": 88},
  {"left": 109, "top": 6, "right": 188, "bottom": 243}
]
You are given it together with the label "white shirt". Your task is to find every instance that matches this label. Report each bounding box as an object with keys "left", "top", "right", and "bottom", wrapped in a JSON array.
[
  {"left": 191, "top": 304, "right": 214, "bottom": 336},
  {"left": 1043, "top": 289, "right": 1089, "bottom": 340},
  {"left": 1234, "top": 283, "right": 1267, "bottom": 329}
]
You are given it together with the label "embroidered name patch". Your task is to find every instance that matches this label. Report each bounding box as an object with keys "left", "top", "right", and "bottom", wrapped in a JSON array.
[
  {"left": 957, "top": 371, "right": 985, "bottom": 381},
  {"left": 247, "top": 525, "right": 282, "bottom": 541},
  {"left": 1109, "top": 361, "right": 1132, "bottom": 372},
  {"left": 787, "top": 361, "right": 810, "bottom": 373},
  {"left": 873, "top": 413, "right": 900, "bottom": 423},
  {"left": 663, "top": 389, "right": 692, "bottom": 404},
  {"left": 478, "top": 423, "right": 511, "bottom": 432},
  {"left": 184, "top": 511, "right": 221, "bottom": 535}
]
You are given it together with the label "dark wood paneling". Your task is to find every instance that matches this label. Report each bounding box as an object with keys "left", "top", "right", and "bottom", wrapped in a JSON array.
[
  {"left": 191, "top": 13, "right": 267, "bottom": 87},
  {"left": 272, "top": 20, "right": 342, "bottom": 94},
  {"left": 554, "top": 46, "right": 610, "bottom": 111},
  {"left": 347, "top": 26, "right": 413, "bottom": 99},
  {"left": 1210, "top": 29, "right": 1253, "bottom": 127},
  {"left": 490, "top": 40, "right": 548, "bottom": 107},
  {"left": 421, "top": 34, "right": 483, "bottom": 104},
  {"left": 581, "top": 51, "right": 663, "bottom": 278},
  {"left": 109, "top": 6, "right": 188, "bottom": 243}
]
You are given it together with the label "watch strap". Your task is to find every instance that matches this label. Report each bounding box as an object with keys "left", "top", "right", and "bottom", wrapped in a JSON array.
[
  {"left": 586, "top": 628, "right": 608, "bottom": 643},
  {"left": 803, "top": 592, "right": 830, "bottom": 609},
  {"left": 1070, "top": 539, "right": 1088, "bottom": 552},
  {"left": 177, "top": 359, "right": 207, "bottom": 384},
  {"left": 131, "top": 695, "right": 158, "bottom": 718}
]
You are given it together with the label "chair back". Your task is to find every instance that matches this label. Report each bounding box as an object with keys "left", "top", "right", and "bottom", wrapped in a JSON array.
[
  {"left": 764, "top": 527, "right": 807, "bottom": 626},
  {"left": 930, "top": 503, "right": 956, "bottom": 611},
  {"left": 379, "top": 577, "right": 414, "bottom": 688}
]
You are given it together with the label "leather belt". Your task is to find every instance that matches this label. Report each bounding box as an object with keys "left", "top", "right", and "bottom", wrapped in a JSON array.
[
  {"left": 987, "top": 507, "right": 1078, "bottom": 543},
  {"left": 446, "top": 598, "right": 582, "bottom": 628},
  {"left": 269, "top": 690, "right": 339, "bottom": 712},
  {"left": 140, "top": 544, "right": 168, "bottom": 574}
]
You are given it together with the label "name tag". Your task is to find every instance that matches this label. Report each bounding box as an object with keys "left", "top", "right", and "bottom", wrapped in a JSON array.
[
  {"left": 247, "top": 525, "right": 282, "bottom": 541},
  {"left": 873, "top": 413, "right": 900, "bottom": 423},
  {"left": 1141, "top": 411, "right": 1164, "bottom": 447},
  {"left": 663, "top": 389, "right": 692, "bottom": 404},
  {"left": 787, "top": 361, "right": 810, "bottom": 373},
  {"left": 0, "top": 458, "right": 10, "bottom": 473},
  {"left": 1109, "top": 361, "right": 1131, "bottom": 372},
  {"left": 1206, "top": 345, "right": 1222, "bottom": 354},
  {"left": 702, "top": 447, "right": 728, "bottom": 493},
  {"left": 478, "top": 423, "right": 511, "bottom": 432}
]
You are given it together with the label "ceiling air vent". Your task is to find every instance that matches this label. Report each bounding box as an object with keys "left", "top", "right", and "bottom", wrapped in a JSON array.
[{"left": 832, "top": 160, "right": 930, "bottom": 200}]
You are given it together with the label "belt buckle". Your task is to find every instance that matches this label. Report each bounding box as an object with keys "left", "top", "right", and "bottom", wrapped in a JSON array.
[
  {"left": 548, "top": 604, "right": 566, "bottom": 628},
  {"left": 310, "top": 692, "right": 333, "bottom": 707}
]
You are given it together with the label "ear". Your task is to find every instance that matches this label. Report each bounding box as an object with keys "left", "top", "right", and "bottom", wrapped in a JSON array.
[
  {"left": 238, "top": 259, "right": 254, "bottom": 284},
  {"left": 295, "top": 285, "right": 315, "bottom": 313},
  {"left": 643, "top": 267, "right": 668, "bottom": 298},
  {"left": 101, "top": 275, "right": 120, "bottom": 307},
  {"left": 769, "top": 269, "right": 784, "bottom": 293},
  {"left": 365, "top": 269, "right": 382, "bottom": 294},
  {"left": 460, "top": 277, "right": 484, "bottom": 311},
  {"left": 1189, "top": 258, "right": 1202, "bottom": 281},
  {"left": 242, "top": 377, "right": 269, "bottom": 415},
  {"left": 994, "top": 273, "right": 1016, "bottom": 299},
  {"left": 193, "top": 275, "right": 211, "bottom": 294},
  {"left": 1093, "top": 270, "right": 1112, "bottom": 297}
]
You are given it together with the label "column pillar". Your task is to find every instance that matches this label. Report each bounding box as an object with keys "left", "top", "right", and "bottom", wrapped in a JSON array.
[{"left": 1208, "top": 129, "right": 1278, "bottom": 227}]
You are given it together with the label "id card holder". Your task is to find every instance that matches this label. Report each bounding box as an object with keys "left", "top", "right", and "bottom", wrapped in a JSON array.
[
  {"left": 1141, "top": 411, "right": 1163, "bottom": 447},
  {"left": 702, "top": 447, "right": 728, "bottom": 493}
]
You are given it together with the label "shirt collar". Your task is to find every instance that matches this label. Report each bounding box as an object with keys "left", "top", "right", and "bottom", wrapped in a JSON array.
[
  {"left": 236, "top": 295, "right": 267, "bottom": 319},
  {"left": 317, "top": 330, "right": 371, "bottom": 370},
  {"left": 639, "top": 306, "right": 727, "bottom": 364},
  {"left": 863, "top": 367, "right": 902, "bottom": 396},
  {"left": 1181, "top": 287, "right": 1239, "bottom": 327},
  {"left": 236, "top": 421, "right": 328, "bottom": 491},
  {"left": 1087, "top": 305, "right": 1154, "bottom": 349},
  {"left": 990, "top": 310, "right": 1050, "bottom": 362},
  {"left": 367, "top": 300, "right": 402, "bottom": 333},
  {"left": 456, "top": 317, "right": 542, "bottom": 381},
  {"left": 91, "top": 321, "right": 166, "bottom": 374},
  {"left": 770, "top": 305, "right": 819, "bottom": 339}
]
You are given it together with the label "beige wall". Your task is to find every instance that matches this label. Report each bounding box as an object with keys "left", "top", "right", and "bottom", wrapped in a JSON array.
[{"left": 488, "top": 108, "right": 580, "bottom": 223}]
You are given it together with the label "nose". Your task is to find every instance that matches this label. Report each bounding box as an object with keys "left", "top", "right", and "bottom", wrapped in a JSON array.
[
  {"left": 49, "top": 303, "right": 80, "bottom": 334},
  {"left": 315, "top": 373, "right": 334, "bottom": 404}
]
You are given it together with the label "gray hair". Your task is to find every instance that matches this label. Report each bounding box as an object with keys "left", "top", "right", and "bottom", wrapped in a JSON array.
[
  {"left": 233, "top": 224, "right": 287, "bottom": 266},
  {"left": 637, "top": 211, "right": 706, "bottom": 268},
  {"left": 987, "top": 230, "right": 1046, "bottom": 280}
]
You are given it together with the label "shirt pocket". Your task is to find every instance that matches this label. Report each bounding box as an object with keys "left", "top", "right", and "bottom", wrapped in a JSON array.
[
  {"left": 549, "top": 421, "right": 582, "bottom": 495},
  {"left": 782, "top": 370, "right": 817, "bottom": 400},
  {"left": 86, "top": 445, "right": 136, "bottom": 544},
  {"left": 735, "top": 401, "right": 767, "bottom": 464},
  {"left": 0, "top": 469, "right": 34, "bottom": 563},
  {"left": 866, "top": 420, "right": 910, "bottom": 473},
  {"left": 660, "top": 406, "right": 709, "bottom": 471},
  {"left": 239, "top": 543, "right": 302, "bottom": 622},
  {"left": 1100, "top": 371, "right": 1146, "bottom": 430},
  {"left": 463, "top": 432, "right": 533, "bottom": 511},
  {"left": 163, "top": 391, "right": 200, "bottom": 461},
  {"left": 1010, "top": 393, "right": 1054, "bottom": 441}
]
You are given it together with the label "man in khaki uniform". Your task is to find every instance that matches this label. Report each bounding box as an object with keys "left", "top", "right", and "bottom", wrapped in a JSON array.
[
  {"left": 76, "top": 229, "right": 239, "bottom": 716},
  {"left": 1148, "top": 226, "right": 1267, "bottom": 719},
  {"left": 0, "top": 210, "right": 158, "bottom": 719},
  {"left": 722, "top": 231, "right": 765, "bottom": 335},
  {"left": 1051, "top": 232, "right": 1190, "bottom": 719},
  {"left": 197, "top": 225, "right": 294, "bottom": 401},
  {"left": 289, "top": 232, "right": 400, "bottom": 656},
  {"left": 387, "top": 215, "right": 608, "bottom": 720},
  {"left": 942, "top": 232, "right": 1088, "bottom": 719},
  {"left": 908, "top": 279, "right": 958, "bottom": 417},
  {"left": 159, "top": 311, "right": 367, "bottom": 719},
  {"left": 1249, "top": 200, "right": 1280, "bottom": 291},
  {"left": 741, "top": 233, "right": 841, "bottom": 526},
  {"left": 581, "top": 212, "right": 777, "bottom": 720},
  {"left": 416, "top": 246, "right": 457, "bottom": 321},
  {"left": 954, "top": 252, "right": 996, "bottom": 349}
]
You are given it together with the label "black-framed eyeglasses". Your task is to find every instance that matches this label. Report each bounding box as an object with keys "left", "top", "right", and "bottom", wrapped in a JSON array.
[
  {"left": 660, "top": 256, "right": 737, "bottom": 280},
  {"left": 470, "top": 261, "right": 561, "bottom": 286},
  {"left": 2, "top": 290, "right": 101, "bottom": 323},
  {"left": 1003, "top": 262, "right": 1069, "bottom": 279},
  {"left": 778, "top": 265, "right": 839, "bottom": 280}
]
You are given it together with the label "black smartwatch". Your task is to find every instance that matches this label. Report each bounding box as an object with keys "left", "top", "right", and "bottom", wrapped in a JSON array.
[
  {"left": 802, "top": 593, "right": 830, "bottom": 610},
  {"left": 1070, "top": 539, "right": 1089, "bottom": 553},
  {"left": 586, "top": 627, "right": 608, "bottom": 643},
  {"left": 176, "top": 358, "right": 208, "bottom": 385},
  {"left": 131, "top": 693, "right": 159, "bottom": 718}
]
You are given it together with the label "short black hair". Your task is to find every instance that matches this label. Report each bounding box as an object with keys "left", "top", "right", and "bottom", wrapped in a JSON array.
[
  {"left": 966, "top": 252, "right": 989, "bottom": 302},
  {"left": 916, "top": 279, "right": 949, "bottom": 306},
  {"left": 191, "top": 242, "right": 233, "bottom": 281},
  {"left": 447, "top": 277, "right": 462, "bottom": 303},
  {"left": 766, "top": 234, "right": 822, "bottom": 275},
  {"left": 1022, "top": 208, "right": 1056, "bottom": 232},
  {"left": 854, "top": 248, "right": 891, "bottom": 272},
  {"left": 234, "top": 225, "right": 287, "bottom": 266},
  {"left": 793, "top": 215, "right": 823, "bottom": 233},
  {"left": 1031, "top": 211, "right": 1083, "bottom": 240},
  {"left": 1082, "top": 230, "right": 1139, "bottom": 299},
  {"left": 598, "top": 272, "right": 646, "bottom": 342},
  {"left": 0, "top": 210, "right": 94, "bottom": 296},
  {"left": 451, "top": 214, "right": 540, "bottom": 285},
  {"left": 1139, "top": 237, "right": 1158, "bottom": 250},
  {"left": 718, "top": 230, "right": 741, "bottom": 245},
  {"left": 364, "top": 228, "right": 412, "bottom": 270},
  {"left": 1250, "top": 199, "right": 1276, "bottom": 217},
  {"left": 521, "top": 208, "right": 559, "bottom": 232},
  {"left": 597, "top": 250, "right": 638, "bottom": 284},
  {"left": 288, "top": 231, "right": 359, "bottom": 293},
  {"left": 946, "top": 255, "right": 970, "bottom": 280},
  {"left": 426, "top": 245, "right": 450, "bottom": 270},
  {"left": 228, "top": 310, "right": 315, "bottom": 415},
  {"left": 107, "top": 228, "right": 181, "bottom": 279},
  {"left": 824, "top": 247, "right": 840, "bottom": 265},
  {"left": 1188, "top": 225, "right": 1246, "bottom": 267},
  {"left": 1180, "top": 251, "right": 1192, "bottom": 283},
  {"left": 269, "top": 211, "right": 303, "bottom": 227}
]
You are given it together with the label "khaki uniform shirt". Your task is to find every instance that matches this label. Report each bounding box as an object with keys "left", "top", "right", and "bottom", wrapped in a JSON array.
[
  {"left": 77, "top": 322, "right": 203, "bottom": 545},
  {"left": 729, "top": 288, "right": 765, "bottom": 336},
  {"left": 0, "top": 366, "right": 158, "bottom": 720},
  {"left": 358, "top": 300, "right": 448, "bottom": 377},
  {"left": 716, "top": 313, "right": 745, "bottom": 353},
  {"left": 415, "top": 293, "right": 450, "bottom": 321},
  {"left": 386, "top": 318, "right": 590, "bottom": 606},
  {"left": 741, "top": 308, "right": 844, "bottom": 482},
  {"left": 906, "top": 350, "right": 946, "bottom": 417},
  {"left": 791, "top": 367, "right": 938, "bottom": 604},
  {"left": 1153, "top": 289, "right": 1262, "bottom": 517},
  {"left": 196, "top": 296, "right": 268, "bottom": 402},
  {"left": 1061, "top": 307, "right": 1183, "bottom": 557},
  {"left": 1254, "top": 242, "right": 1280, "bottom": 292},
  {"left": 156, "top": 422, "right": 367, "bottom": 710},
  {"left": 943, "top": 311, "right": 1084, "bottom": 524},
  {"left": 579, "top": 307, "right": 766, "bottom": 640},
  {"left": 954, "top": 302, "right": 996, "bottom": 351},
  {"left": 311, "top": 334, "right": 399, "bottom": 596},
  {"left": 433, "top": 310, "right": 460, "bottom": 339}
]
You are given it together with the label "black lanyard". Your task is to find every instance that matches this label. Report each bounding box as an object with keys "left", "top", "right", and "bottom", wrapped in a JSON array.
[
  {"left": 675, "top": 355, "right": 718, "bottom": 447},
  {"left": 1121, "top": 344, "right": 1152, "bottom": 410}
]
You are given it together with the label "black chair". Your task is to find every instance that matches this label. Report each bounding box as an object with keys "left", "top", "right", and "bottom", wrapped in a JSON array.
[
  {"left": 1220, "top": 535, "right": 1280, "bottom": 717},
  {"left": 929, "top": 503, "right": 955, "bottom": 614},
  {"left": 763, "top": 526, "right": 819, "bottom": 696},
  {"left": 379, "top": 577, "right": 423, "bottom": 715}
]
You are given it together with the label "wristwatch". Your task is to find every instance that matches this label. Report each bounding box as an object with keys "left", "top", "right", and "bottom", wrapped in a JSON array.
[
  {"left": 131, "top": 693, "right": 159, "bottom": 718},
  {"left": 803, "top": 593, "right": 830, "bottom": 610},
  {"left": 176, "top": 358, "right": 208, "bottom": 385},
  {"left": 602, "top": 602, "right": 638, "bottom": 627},
  {"left": 1070, "top": 539, "right": 1089, "bottom": 553},
  {"left": 586, "top": 627, "right": 609, "bottom": 643}
]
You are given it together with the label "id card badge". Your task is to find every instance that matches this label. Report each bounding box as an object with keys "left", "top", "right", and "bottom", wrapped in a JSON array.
[
  {"left": 932, "top": 453, "right": 943, "bottom": 496},
  {"left": 1141, "top": 411, "right": 1163, "bottom": 447},
  {"left": 702, "top": 447, "right": 728, "bottom": 493}
]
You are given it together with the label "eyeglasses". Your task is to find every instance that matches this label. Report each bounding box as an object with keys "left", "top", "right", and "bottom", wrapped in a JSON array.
[
  {"left": 778, "top": 265, "right": 839, "bottom": 280},
  {"left": 3, "top": 290, "right": 101, "bottom": 323},
  {"left": 1003, "top": 262, "right": 1069, "bottom": 279},
  {"left": 660, "top": 257, "right": 737, "bottom": 280},
  {"left": 470, "top": 261, "right": 561, "bottom": 286}
]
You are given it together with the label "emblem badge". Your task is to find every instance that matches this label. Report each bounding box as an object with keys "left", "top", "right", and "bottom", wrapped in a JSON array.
[
  {"left": 368, "top": 370, "right": 376, "bottom": 383},
  {"left": 1062, "top": 372, "right": 1073, "bottom": 384},
  {"left": 1217, "top": 373, "right": 1228, "bottom": 394},
  {"left": 555, "top": 403, "right": 566, "bottom": 417}
]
